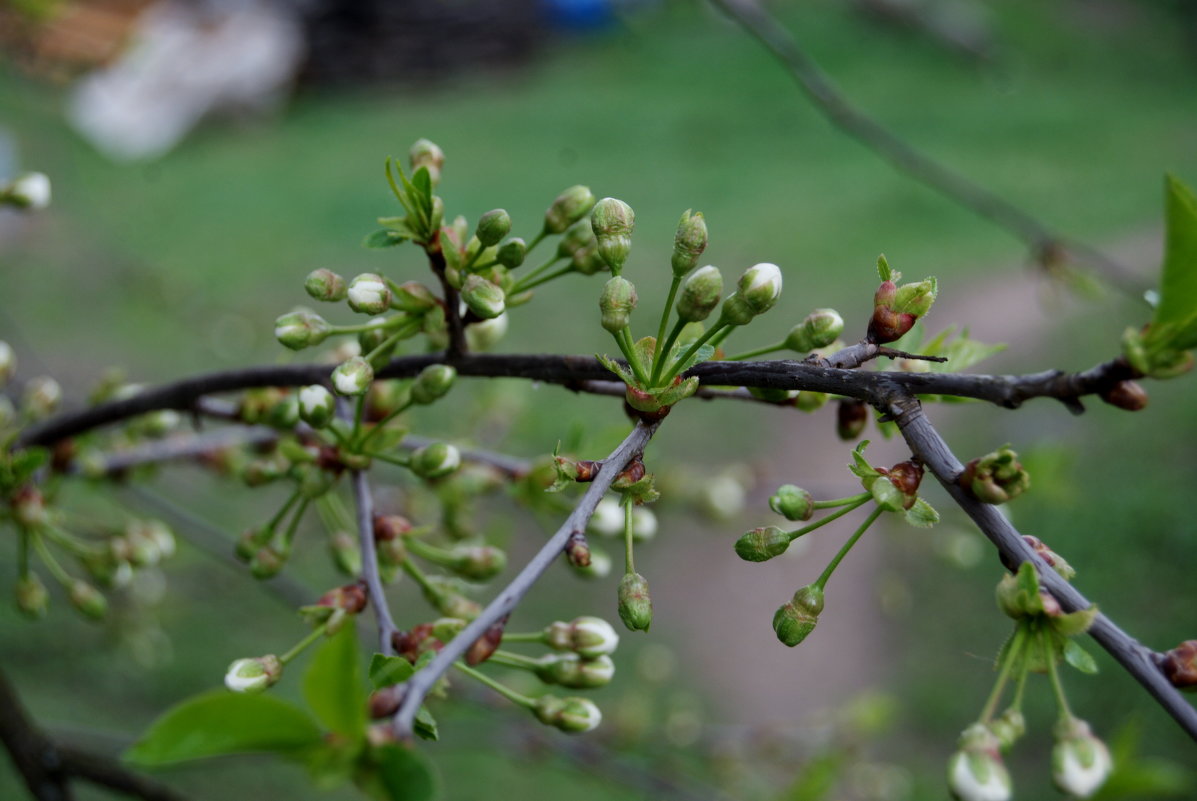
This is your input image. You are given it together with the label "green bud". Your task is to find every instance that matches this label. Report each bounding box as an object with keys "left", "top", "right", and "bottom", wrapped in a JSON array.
[
  {"left": 734, "top": 526, "right": 791, "bottom": 562},
  {"left": 476, "top": 209, "right": 511, "bottom": 247},
  {"left": 769, "top": 485, "right": 814, "bottom": 521},
  {"left": 535, "top": 653, "right": 615, "bottom": 689},
  {"left": 717, "top": 292, "right": 755, "bottom": 327},
  {"left": 590, "top": 197, "right": 635, "bottom": 271},
  {"left": 224, "top": 655, "right": 283, "bottom": 693},
  {"left": 348, "top": 273, "right": 393, "bottom": 315},
  {"left": 12, "top": 486, "right": 48, "bottom": 528},
  {"left": 990, "top": 709, "right": 1026, "bottom": 752},
  {"left": 676, "top": 265, "right": 723, "bottom": 323},
  {"left": 448, "top": 544, "right": 507, "bottom": 581},
  {"left": 533, "top": 695, "right": 602, "bottom": 734},
  {"left": 2, "top": 172, "right": 51, "bottom": 210},
  {"left": 496, "top": 238, "right": 527, "bottom": 269},
  {"left": 892, "top": 277, "right": 937, "bottom": 317},
  {"left": 545, "top": 185, "right": 596, "bottom": 234},
  {"left": 236, "top": 527, "right": 273, "bottom": 562},
  {"left": 557, "top": 219, "right": 596, "bottom": 261},
  {"left": 274, "top": 308, "right": 332, "bottom": 350},
  {"left": 773, "top": 584, "right": 824, "bottom": 646},
  {"left": 250, "top": 546, "right": 286, "bottom": 579},
  {"left": 962, "top": 447, "right": 1030, "bottom": 505},
  {"left": 0, "top": 341, "right": 16, "bottom": 387},
  {"left": 737, "top": 262, "right": 783, "bottom": 316},
  {"left": 465, "top": 313, "right": 508, "bottom": 351},
  {"left": 461, "top": 275, "right": 506, "bottom": 319},
  {"left": 1051, "top": 718, "right": 1111, "bottom": 799},
  {"left": 21, "top": 376, "right": 60, "bottom": 420},
  {"left": 298, "top": 385, "right": 336, "bottom": 428},
  {"left": 794, "top": 390, "right": 829, "bottom": 412},
  {"left": 869, "top": 476, "right": 905, "bottom": 512},
  {"left": 947, "top": 724, "right": 1012, "bottom": 801},
  {"left": 617, "top": 572, "right": 653, "bottom": 632},
  {"left": 69, "top": 580, "right": 107, "bottom": 620},
  {"left": 599, "top": 276, "right": 638, "bottom": 333},
  {"left": 15, "top": 574, "right": 49, "bottom": 619},
  {"left": 409, "top": 138, "right": 445, "bottom": 184},
  {"left": 296, "top": 464, "right": 336, "bottom": 499},
  {"left": 544, "top": 616, "right": 620, "bottom": 659},
  {"left": 795, "top": 308, "right": 844, "bottom": 350},
  {"left": 391, "top": 281, "right": 439, "bottom": 313},
  {"left": 411, "top": 442, "right": 462, "bottom": 480},
  {"left": 411, "top": 364, "right": 456, "bottom": 405},
  {"left": 671, "top": 210, "right": 708, "bottom": 277},
  {"left": 304, "top": 269, "right": 347, "bottom": 302},
  {"left": 331, "top": 356, "right": 374, "bottom": 396},
  {"left": 356, "top": 316, "right": 393, "bottom": 356}
]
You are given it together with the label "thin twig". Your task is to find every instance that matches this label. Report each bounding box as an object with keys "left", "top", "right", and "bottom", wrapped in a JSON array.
[
  {"left": 352, "top": 470, "right": 399, "bottom": 656},
  {"left": 391, "top": 420, "right": 660, "bottom": 739}
]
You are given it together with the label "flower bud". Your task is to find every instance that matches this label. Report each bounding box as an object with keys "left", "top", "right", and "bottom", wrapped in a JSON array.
[
  {"left": 411, "top": 442, "right": 461, "bottom": 480},
  {"left": 535, "top": 653, "right": 615, "bottom": 689},
  {"left": 787, "top": 308, "right": 844, "bottom": 351},
  {"left": 297, "top": 385, "right": 336, "bottom": 428},
  {"left": 69, "top": 580, "right": 108, "bottom": 620},
  {"left": 331, "top": 357, "right": 374, "bottom": 396},
  {"left": 236, "top": 527, "right": 273, "bottom": 562},
  {"left": 545, "top": 185, "right": 596, "bottom": 235},
  {"left": 557, "top": 219, "right": 596, "bottom": 260},
  {"left": 348, "top": 273, "right": 392, "bottom": 315},
  {"left": 599, "top": 276, "right": 638, "bottom": 333},
  {"left": 12, "top": 485, "right": 48, "bottom": 528},
  {"left": 391, "top": 281, "right": 439, "bottom": 313},
  {"left": 475, "top": 209, "right": 511, "bottom": 247},
  {"left": 989, "top": 709, "right": 1025, "bottom": 752},
  {"left": 409, "top": 138, "right": 445, "bottom": 184},
  {"left": 1051, "top": 718, "right": 1111, "bottom": 799},
  {"left": 947, "top": 724, "right": 1012, "bottom": 801},
  {"left": 717, "top": 292, "right": 756, "bottom": 327},
  {"left": 836, "top": 399, "right": 868, "bottom": 440},
  {"left": 328, "top": 531, "right": 362, "bottom": 576},
  {"left": 737, "top": 263, "right": 783, "bottom": 316},
  {"left": 870, "top": 476, "right": 905, "bottom": 512},
  {"left": 794, "top": 390, "right": 829, "bottom": 412},
  {"left": 224, "top": 655, "right": 283, "bottom": 693},
  {"left": 496, "top": 238, "right": 527, "bottom": 269},
  {"left": 461, "top": 275, "right": 505, "bottom": 319},
  {"left": 15, "top": 574, "right": 49, "bottom": 619},
  {"left": 676, "top": 265, "right": 723, "bottom": 323},
  {"left": 304, "top": 269, "right": 347, "bottom": 302},
  {"left": 588, "top": 498, "right": 624, "bottom": 537},
  {"left": 22, "top": 376, "right": 61, "bottom": 419},
  {"left": 773, "top": 584, "right": 824, "bottom": 646},
  {"left": 572, "top": 547, "right": 611, "bottom": 579},
  {"left": 250, "top": 546, "right": 286, "bottom": 579},
  {"left": 769, "top": 485, "right": 814, "bottom": 521},
  {"left": 464, "top": 313, "right": 507, "bottom": 352},
  {"left": 1099, "top": 379, "right": 1148, "bottom": 411},
  {"left": 545, "top": 616, "right": 620, "bottom": 659},
  {"left": 671, "top": 210, "right": 708, "bottom": 277},
  {"left": 591, "top": 197, "right": 634, "bottom": 271},
  {"left": 735, "top": 526, "right": 791, "bottom": 562},
  {"left": 0, "top": 341, "right": 15, "bottom": 387},
  {"left": 2, "top": 172, "right": 51, "bottom": 210},
  {"left": 448, "top": 544, "right": 507, "bottom": 581},
  {"left": 961, "top": 447, "right": 1030, "bottom": 505},
  {"left": 618, "top": 572, "right": 652, "bottom": 632},
  {"left": 631, "top": 507, "right": 657, "bottom": 541},
  {"left": 411, "top": 364, "right": 456, "bottom": 405},
  {"left": 275, "top": 308, "right": 332, "bottom": 351},
  {"left": 534, "top": 695, "right": 602, "bottom": 734}
]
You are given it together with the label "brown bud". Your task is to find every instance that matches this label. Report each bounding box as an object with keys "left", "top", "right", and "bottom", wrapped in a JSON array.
[
  {"left": 565, "top": 532, "right": 591, "bottom": 568},
  {"left": 465, "top": 617, "right": 507, "bottom": 666},
  {"left": 369, "top": 685, "right": 403, "bottom": 718},
  {"left": 51, "top": 439, "right": 77, "bottom": 473},
  {"left": 867, "top": 307, "right": 916, "bottom": 344},
  {"left": 1162, "top": 641, "right": 1197, "bottom": 692},
  {"left": 373, "top": 515, "right": 413, "bottom": 541},
  {"left": 392, "top": 623, "right": 436, "bottom": 663},
  {"left": 836, "top": 398, "right": 868, "bottom": 441},
  {"left": 316, "top": 581, "right": 369, "bottom": 614},
  {"left": 616, "top": 458, "right": 645, "bottom": 487},
  {"left": 575, "top": 460, "right": 601, "bottom": 482},
  {"left": 1100, "top": 380, "right": 1148, "bottom": 411}
]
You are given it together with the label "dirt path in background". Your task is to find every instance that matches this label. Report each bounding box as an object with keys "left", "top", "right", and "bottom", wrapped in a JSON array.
[{"left": 649, "top": 228, "right": 1161, "bottom": 728}]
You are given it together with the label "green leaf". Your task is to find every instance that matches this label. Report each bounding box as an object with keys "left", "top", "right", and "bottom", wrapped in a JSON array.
[
  {"left": 848, "top": 440, "right": 880, "bottom": 482},
  {"left": 364, "top": 230, "right": 407, "bottom": 249},
  {"left": 1062, "top": 638, "right": 1099, "bottom": 674},
  {"left": 439, "top": 231, "right": 461, "bottom": 273},
  {"left": 903, "top": 498, "right": 939, "bottom": 528},
  {"left": 672, "top": 344, "right": 715, "bottom": 374},
  {"left": 373, "top": 743, "right": 439, "bottom": 801},
  {"left": 414, "top": 706, "right": 439, "bottom": 742},
  {"left": 124, "top": 691, "right": 323, "bottom": 766},
  {"left": 369, "top": 654, "right": 415, "bottom": 691},
  {"left": 595, "top": 353, "right": 636, "bottom": 386},
  {"left": 876, "top": 254, "right": 894, "bottom": 283},
  {"left": 1149, "top": 176, "right": 1197, "bottom": 350},
  {"left": 303, "top": 625, "right": 366, "bottom": 742}
]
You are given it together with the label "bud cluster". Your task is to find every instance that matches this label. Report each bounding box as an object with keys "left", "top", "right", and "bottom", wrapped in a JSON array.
[{"left": 960, "top": 447, "right": 1030, "bottom": 505}]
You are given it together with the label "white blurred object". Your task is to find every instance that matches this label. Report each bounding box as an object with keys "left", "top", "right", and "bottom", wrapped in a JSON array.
[{"left": 68, "top": 0, "right": 304, "bottom": 161}]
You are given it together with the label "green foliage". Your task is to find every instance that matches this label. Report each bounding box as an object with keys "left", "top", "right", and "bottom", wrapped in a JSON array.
[
  {"left": 304, "top": 626, "right": 367, "bottom": 741},
  {"left": 1148, "top": 176, "right": 1197, "bottom": 349}
]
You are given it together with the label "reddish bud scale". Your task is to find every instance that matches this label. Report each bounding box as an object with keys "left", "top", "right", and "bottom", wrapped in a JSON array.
[
  {"left": 836, "top": 399, "right": 869, "bottom": 441},
  {"left": 465, "top": 618, "right": 507, "bottom": 666},
  {"left": 616, "top": 459, "right": 645, "bottom": 487},
  {"left": 575, "top": 460, "right": 600, "bottom": 482},
  {"left": 315, "top": 445, "right": 348, "bottom": 474},
  {"left": 867, "top": 308, "right": 916, "bottom": 344},
  {"left": 392, "top": 623, "right": 438, "bottom": 663},
  {"left": 1162, "top": 641, "right": 1197, "bottom": 692},
  {"left": 317, "top": 581, "right": 369, "bottom": 614},
  {"left": 373, "top": 515, "right": 413, "bottom": 541},
  {"left": 369, "top": 686, "right": 403, "bottom": 718},
  {"left": 566, "top": 533, "right": 591, "bottom": 568},
  {"left": 1100, "top": 380, "right": 1148, "bottom": 411}
]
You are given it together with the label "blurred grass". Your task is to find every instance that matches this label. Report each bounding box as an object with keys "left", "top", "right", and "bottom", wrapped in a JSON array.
[{"left": 1, "top": 0, "right": 1196, "bottom": 798}]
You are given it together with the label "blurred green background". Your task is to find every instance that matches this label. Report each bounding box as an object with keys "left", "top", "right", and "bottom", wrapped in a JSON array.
[{"left": 2, "top": 0, "right": 1196, "bottom": 798}]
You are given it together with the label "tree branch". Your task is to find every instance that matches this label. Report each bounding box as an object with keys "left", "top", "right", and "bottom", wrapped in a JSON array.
[
  {"left": 352, "top": 470, "right": 400, "bottom": 656},
  {"left": 390, "top": 420, "right": 660, "bottom": 739}
]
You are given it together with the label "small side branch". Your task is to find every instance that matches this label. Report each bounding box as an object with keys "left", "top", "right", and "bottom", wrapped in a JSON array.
[
  {"left": 390, "top": 420, "right": 660, "bottom": 739},
  {"left": 426, "top": 246, "right": 467, "bottom": 359},
  {"left": 352, "top": 470, "right": 399, "bottom": 656}
]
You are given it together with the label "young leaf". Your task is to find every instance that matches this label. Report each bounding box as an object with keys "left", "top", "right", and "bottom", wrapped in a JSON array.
[
  {"left": 303, "top": 625, "right": 366, "bottom": 742},
  {"left": 124, "top": 691, "right": 323, "bottom": 766},
  {"left": 595, "top": 353, "right": 636, "bottom": 386},
  {"left": 903, "top": 498, "right": 940, "bottom": 528},
  {"left": 671, "top": 344, "right": 715, "bottom": 375},
  {"left": 369, "top": 653, "right": 415, "bottom": 691},
  {"left": 848, "top": 440, "right": 880, "bottom": 481},
  {"left": 876, "top": 254, "right": 894, "bottom": 282},
  {"left": 414, "top": 706, "right": 439, "bottom": 742},
  {"left": 372, "top": 743, "right": 439, "bottom": 801},
  {"left": 364, "top": 230, "right": 407, "bottom": 249},
  {"left": 1063, "top": 638, "right": 1099, "bottom": 674},
  {"left": 1148, "top": 176, "right": 1197, "bottom": 350}
]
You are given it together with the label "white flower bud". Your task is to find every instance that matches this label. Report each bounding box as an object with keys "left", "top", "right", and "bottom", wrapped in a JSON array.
[
  {"left": 631, "top": 507, "right": 657, "bottom": 541},
  {"left": 465, "top": 313, "right": 508, "bottom": 351},
  {"left": 224, "top": 655, "right": 282, "bottom": 693},
  {"left": 738, "top": 262, "right": 783, "bottom": 316},
  {"left": 298, "top": 384, "right": 336, "bottom": 428},
  {"left": 4, "top": 172, "right": 51, "bottom": 210},
  {"left": 331, "top": 357, "right": 374, "bottom": 396},
  {"left": 588, "top": 498, "right": 624, "bottom": 537},
  {"left": 0, "top": 341, "right": 16, "bottom": 387},
  {"left": 1052, "top": 719, "right": 1111, "bottom": 799},
  {"left": 347, "top": 273, "right": 392, "bottom": 315},
  {"left": 947, "top": 724, "right": 1011, "bottom": 801},
  {"left": 22, "top": 376, "right": 61, "bottom": 419},
  {"left": 566, "top": 616, "right": 620, "bottom": 658}
]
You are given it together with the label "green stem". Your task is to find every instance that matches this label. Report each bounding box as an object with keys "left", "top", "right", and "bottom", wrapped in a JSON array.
[
  {"left": 367, "top": 451, "right": 412, "bottom": 469},
  {"left": 1043, "top": 627, "right": 1074, "bottom": 720},
  {"left": 330, "top": 315, "right": 409, "bottom": 335},
  {"left": 659, "top": 321, "right": 728, "bottom": 385},
  {"left": 363, "top": 321, "right": 422, "bottom": 366},
  {"left": 526, "top": 230, "right": 547, "bottom": 255},
  {"left": 267, "top": 489, "right": 304, "bottom": 532},
  {"left": 280, "top": 622, "right": 329, "bottom": 664},
  {"left": 277, "top": 498, "right": 310, "bottom": 554},
  {"left": 351, "top": 395, "right": 366, "bottom": 442},
  {"left": 653, "top": 276, "right": 683, "bottom": 371},
  {"left": 980, "top": 626, "right": 1026, "bottom": 723},
  {"left": 814, "top": 506, "right": 884, "bottom": 590},
  {"left": 812, "top": 493, "right": 872, "bottom": 510},
  {"left": 499, "top": 631, "right": 547, "bottom": 644},
  {"left": 614, "top": 328, "right": 651, "bottom": 386},
  {"left": 356, "top": 396, "right": 415, "bottom": 450},
  {"left": 511, "top": 264, "right": 576, "bottom": 294},
  {"left": 1011, "top": 641, "right": 1031, "bottom": 712},
  {"left": 400, "top": 558, "right": 437, "bottom": 596},
  {"left": 17, "top": 529, "right": 30, "bottom": 579},
  {"left": 30, "top": 532, "right": 73, "bottom": 586},
  {"left": 708, "top": 325, "right": 735, "bottom": 350},
  {"left": 623, "top": 497, "right": 636, "bottom": 575},
  {"left": 650, "top": 318, "right": 688, "bottom": 386},
  {"left": 489, "top": 650, "right": 542, "bottom": 670},
  {"left": 724, "top": 342, "right": 786, "bottom": 361},
  {"left": 453, "top": 662, "right": 536, "bottom": 708},
  {"left": 41, "top": 524, "right": 103, "bottom": 557},
  {"left": 406, "top": 537, "right": 458, "bottom": 568},
  {"left": 787, "top": 496, "right": 871, "bottom": 541},
  {"left": 510, "top": 253, "right": 560, "bottom": 291}
]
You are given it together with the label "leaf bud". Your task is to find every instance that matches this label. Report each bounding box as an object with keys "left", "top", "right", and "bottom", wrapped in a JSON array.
[
  {"left": 1022, "top": 535, "right": 1075, "bottom": 581},
  {"left": 331, "top": 356, "right": 374, "bottom": 396},
  {"left": 15, "top": 574, "right": 49, "bottom": 619},
  {"left": 772, "top": 584, "right": 824, "bottom": 646},
  {"left": 535, "top": 653, "right": 615, "bottom": 688},
  {"left": 224, "top": 655, "right": 283, "bottom": 694},
  {"left": 69, "top": 580, "right": 108, "bottom": 620},
  {"left": 617, "top": 572, "right": 653, "bottom": 632},
  {"left": 947, "top": 724, "right": 1012, "bottom": 801},
  {"left": 496, "top": 238, "right": 527, "bottom": 269},
  {"left": 410, "top": 364, "right": 456, "bottom": 405},
  {"left": 316, "top": 581, "right": 369, "bottom": 614},
  {"left": 461, "top": 275, "right": 506, "bottom": 319},
  {"left": 391, "top": 281, "right": 439, "bottom": 313},
  {"left": 0, "top": 341, "right": 15, "bottom": 387},
  {"left": 348, "top": 273, "right": 393, "bottom": 315},
  {"left": 676, "top": 265, "right": 723, "bottom": 323},
  {"left": 734, "top": 526, "right": 791, "bottom": 562},
  {"left": 275, "top": 308, "right": 332, "bottom": 351},
  {"left": 571, "top": 547, "right": 612, "bottom": 579},
  {"left": 836, "top": 398, "right": 869, "bottom": 440},
  {"left": 671, "top": 210, "right": 708, "bottom": 277},
  {"left": 545, "top": 616, "right": 620, "bottom": 658},
  {"left": 409, "top": 138, "right": 445, "bottom": 184},
  {"left": 2, "top": 172, "right": 51, "bottom": 210},
  {"left": 1099, "top": 379, "right": 1148, "bottom": 411},
  {"left": 534, "top": 695, "right": 602, "bottom": 734},
  {"left": 960, "top": 447, "right": 1030, "bottom": 505},
  {"left": 590, "top": 197, "right": 635, "bottom": 271},
  {"left": 1162, "top": 640, "right": 1197, "bottom": 692},
  {"left": 448, "top": 544, "right": 507, "bottom": 581},
  {"left": 545, "top": 185, "right": 596, "bottom": 234},
  {"left": 475, "top": 209, "right": 511, "bottom": 247},
  {"left": 1051, "top": 718, "right": 1111, "bottom": 799},
  {"left": 892, "top": 277, "right": 938, "bottom": 317},
  {"left": 374, "top": 515, "right": 413, "bottom": 541},
  {"left": 304, "top": 269, "right": 347, "bottom": 302},
  {"left": 411, "top": 442, "right": 461, "bottom": 480},
  {"left": 599, "top": 276, "right": 638, "bottom": 333},
  {"left": 22, "top": 376, "right": 61, "bottom": 419},
  {"left": 769, "top": 485, "right": 814, "bottom": 521}
]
